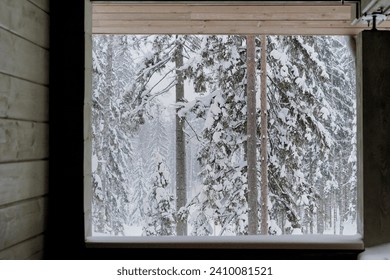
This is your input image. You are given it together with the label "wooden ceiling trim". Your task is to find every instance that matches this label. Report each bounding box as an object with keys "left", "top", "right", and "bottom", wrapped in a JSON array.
[
  {"left": 92, "top": 3, "right": 390, "bottom": 35},
  {"left": 92, "top": 21, "right": 364, "bottom": 35},
  {"left": 93, "top": 5, "right": 352, "bottom": 21}
]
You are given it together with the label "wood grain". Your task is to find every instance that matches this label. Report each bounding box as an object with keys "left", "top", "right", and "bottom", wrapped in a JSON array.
[
  {"left": 0, "top": 120, "right": 48, "bottom": 163},
  {"left": 0, "top": 161, "right": 48, "bottom": 205},
  {"left": 0, "top": 73, "right": 48, "bottom": 122},
  {"left": 0, "top": 28, "right": 49, "bottom": 85},
  {"left": 92, "top": 3, "right": 390, "bottom": 35},
  {"left": 0, "top": 0, "right": 49, "bottom": 48},
  {"left": 0, "top": 198, "right": 47, "bottom": 251},
  {"left": 0, "top": 235, "right": 43, "bottom": 260},
  {"left": 28, "top": 0, "right": 49, "bottom": 13}
]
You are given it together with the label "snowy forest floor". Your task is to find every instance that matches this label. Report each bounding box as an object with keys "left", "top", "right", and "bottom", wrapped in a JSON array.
[{"left": 93, "top": 219, "right": 357, "bottom": 237}]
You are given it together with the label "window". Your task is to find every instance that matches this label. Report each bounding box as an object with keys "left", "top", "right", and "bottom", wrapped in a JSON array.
[{"left": 84, "top": 2, "right": 363, "bottom": 249}]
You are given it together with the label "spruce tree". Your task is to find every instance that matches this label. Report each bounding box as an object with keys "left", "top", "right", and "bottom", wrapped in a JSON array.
[{"left": 144, "top": 152, "right": 175, "bottom": 236}]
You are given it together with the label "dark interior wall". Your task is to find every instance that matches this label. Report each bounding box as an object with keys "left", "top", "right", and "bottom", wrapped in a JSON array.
[{"left": 358, "top": 31, "right": 390, "bottom": 247}]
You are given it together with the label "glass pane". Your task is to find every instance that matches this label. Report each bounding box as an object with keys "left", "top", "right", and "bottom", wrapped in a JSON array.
[{"left": 90, "top": 35, "right": 357, "bottom": 236}]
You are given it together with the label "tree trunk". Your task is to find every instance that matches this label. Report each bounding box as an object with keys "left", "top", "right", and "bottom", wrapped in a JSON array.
[
  {"left": 332, "top": 149, "right": 338, "bottom": 235},
  {"left": 333, "top": 188, "right": 337, "bottom": 235},
  {"left": 99, "top": 35, "right": 114, "bottom": 233},
  {"left": 175, "top": 39, "right": 187, "bottom": 236},
  {"left": 260, "top": 35, "right": 268, "bottom": 235},
  {"left": 246, "top": 35, "right": 258, "bottom": 235},
  {"left": 317, "top": 186, "right": 325, "bottom": 234},
  {"left": 338, "top": 150, "right": 345, "bottom": 235}
]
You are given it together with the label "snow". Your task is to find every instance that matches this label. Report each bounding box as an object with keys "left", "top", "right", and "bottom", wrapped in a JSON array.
[
  {"left": 269, "top": 219, "right": 283, "bottom": 235},
  {"left": 295, "top": 76, "right": 309, "bottom": 92},
  {"left": 305, "top": 132, "right": 312, "bottom": 141},
  {"left": 155, "top": 187, "right": 166, "bottom": 203},
  {"left": 296, "top": 36, "right": 330, "bottom": 79},
  {"left": 277, "top": 108, "right": 289, "bottom": 122},
  {"left": 348, "top": 153, "right": 357, "bottom": 163},
  {"left": 292, "top": 228, "right": 303, "bottom": 235},
  {"left": 298, "top": 195, "right": 309, "bottom": 206},
  {"left": 91, "top": 34, "right": 358, "bottom": 239},
  {"left": 92, "top": 154, "right": 98, "bottom": 173},
  {"left": 359, "top": 243, "right": 390, "bottom": 260},
  {"left": 86, "top": 234, "right": 363, "bottom": 250},
  {"left": 291, "top": 65, "right": 299, "bottom": 77},
  {"left": 280, "top": 65, "right": 288, "bottom": 77},
  {"left": 294, "top": 170, "right": 304, "bottom": 179},
  {"left": 320, "top": 107, "right": 330, "bottom": 120},
  {"left": 210, "top": 102, "right": 221, "bottom": 118},
  {"left": 280, "top": 165, "right": 286, "bottom": 178},
  {"left": 270, "top": 49, "right": 288, "bottom": 65}
]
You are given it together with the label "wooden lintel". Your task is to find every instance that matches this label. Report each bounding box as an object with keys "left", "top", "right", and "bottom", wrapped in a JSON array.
[{"left": 92, "top": 3, "right": 390, "bottom": 37}]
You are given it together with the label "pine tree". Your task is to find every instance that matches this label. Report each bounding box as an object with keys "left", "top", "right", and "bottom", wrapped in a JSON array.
[
  {"left": 91, "top": 34, "right": 357, "bottom": 236},
  {"left": 183, "top": 35, "right": 250, "bottom": 235},
  {"left": 265, "top": 35, "right": 356, "bottom": 234},
  {"left": 92, "top": 35, "right": 134, "bottom": 235},
  {"left": 91, "top": 35, "right": 161, "bottom": 235},
  {"left": 144, "top": 152, "right": 175, "bottom": 236},
  {"left": 125, "top": 35, "right": 206, "bottom": 235},
  {"left": 127, "top": 149, "right": 149, "bottom": 227}
]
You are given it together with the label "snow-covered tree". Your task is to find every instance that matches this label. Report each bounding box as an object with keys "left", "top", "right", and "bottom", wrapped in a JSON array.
[
  {"left": 265, "top": 35, "right": 356, "bottom": 234},
  {"left": 127, "top": 152, "right": 149, "bottom": 226},
  {"left": 143, "top": 152, "right": 176, "bottom": 236},
  {"left": 127, "top": 35, "right": 206, "bottom": 235},
  {"left": 182, "top": 35, "right": 250, "bottom": 236},
  {"left": 91, "top": 34, "right": 357, "bottom": 237},
  {"left": 92, "top": 35, "right": 136, "bottom": 235}
]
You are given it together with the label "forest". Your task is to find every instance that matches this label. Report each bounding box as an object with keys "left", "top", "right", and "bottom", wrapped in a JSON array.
[{"left": 91, "top": 34, "right": 357, "bottom": 237}]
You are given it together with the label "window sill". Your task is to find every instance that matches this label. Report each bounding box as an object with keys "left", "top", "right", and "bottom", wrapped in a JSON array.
[{"left": 85, "top": 234, "right": 364, "bottom": 250}]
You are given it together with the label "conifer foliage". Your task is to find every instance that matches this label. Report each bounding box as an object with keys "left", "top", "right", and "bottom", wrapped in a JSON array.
[
  {"left": 91, "top": 34, "right": 357, "bottom": 236},
  {"left": 144, "top": 152, "right": 175, "bottom": 236}
]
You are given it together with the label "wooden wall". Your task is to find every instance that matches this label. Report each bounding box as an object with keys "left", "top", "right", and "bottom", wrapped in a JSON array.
[{"left": 0, "top": 0, "right": 49, "bottom": 259}]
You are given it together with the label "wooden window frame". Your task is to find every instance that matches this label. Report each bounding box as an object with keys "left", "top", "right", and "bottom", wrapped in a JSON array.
[{"left": 82, "top": 1, "right": 364, "bottom": 253}]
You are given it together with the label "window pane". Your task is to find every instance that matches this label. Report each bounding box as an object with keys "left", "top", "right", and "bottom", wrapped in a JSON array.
[{"left": 90, "top": 35, "right": 356, "bottom": 236}]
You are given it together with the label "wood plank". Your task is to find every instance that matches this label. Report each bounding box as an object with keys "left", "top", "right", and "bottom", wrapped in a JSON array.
[
  {"left": 94, "top": 11, "right": 351, "bottom": 21},
  {"left": 379, "top": 20, "right": 390, "bottom": 28},
  {"left": 28, "top": 0, "right": 49, "bottom": 13},
  {"left": 190, "top": 5, "right": 351, "bottom": 21},
  {"left": 27, "top": 250, "right": 43, "bottom": 260},
  {"left": 93, "top": 4, "right": 351, "bottom": 20},
  {"left": 0, "top": 120, "right": 48, "bottom": 163},
  {"left": 0, "top": 0, "right": 49, "bottom": 48},
  {"left": 92, "top": 3, "right": 390, "bottom": 35},
  {"left": 93, "top": 5, "right": 352, "bottom": 21},
  {"left": 0, "top": 198, "right": 46, "bottom": 251},
  {"left": 0, "top": 28, "right": 49, "bottom": 85},
  {"left": 93, "top": 27, "right": 363, "bottom": 36},
  {"left": 93, "top": 12, "right": 191, "bottom": 21},
  {"left": 0, "top": 73, "right": 49, "bottom": 122},
  {"left": 92, "top": 20, "right": 365, "bottom": 35},
  {"left": 93, "top": 19, "right": 362, "bottom": 29},
  {"left": 0, "top": 161, "right": 48, "bottom": 206},
  {"left": 0, "top": 235, "right": 43, "bottom": 260}
]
